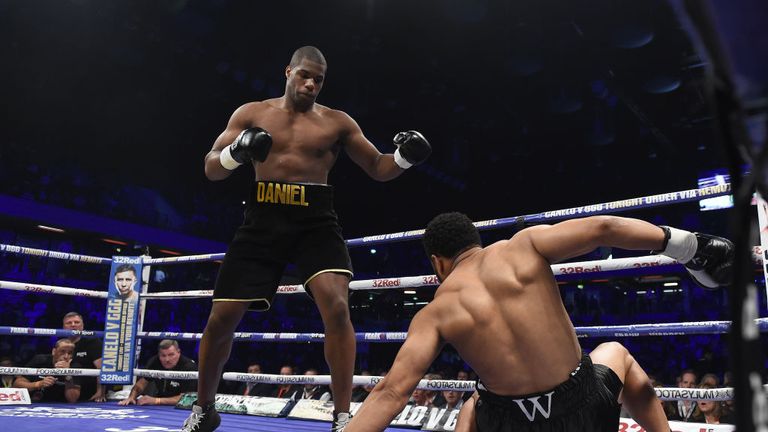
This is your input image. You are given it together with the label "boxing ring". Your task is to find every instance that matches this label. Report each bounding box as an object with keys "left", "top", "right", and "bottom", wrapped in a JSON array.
[{"left": 0, "top": 183, "right": 757, "bottom": 431}]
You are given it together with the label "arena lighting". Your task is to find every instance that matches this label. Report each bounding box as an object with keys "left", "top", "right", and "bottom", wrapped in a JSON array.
[
  {"left": 36, "top": 225, "right": 65, "bottom": 233},
  {"left": 663, "top": 282, "right": 679, "bottom": 287},
  {"left": 158, "top": 249, "right": 181, "bottom": 256},
  {"left": 403, "top": 290, "right": 416, "bottom": 294},
  {"left": 698, "top": 171, "right": 733, "bottom": 211},
  {"left": 369, "top": 248, "right": 377, "bottom": 254},
  {"left": 102, "top": 238, "right": 128, "bottom": 246}
]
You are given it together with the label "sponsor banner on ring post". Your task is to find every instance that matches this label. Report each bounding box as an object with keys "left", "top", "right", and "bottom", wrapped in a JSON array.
[{"left": 99, "top": 256, "right": 142, "bottom": 384}]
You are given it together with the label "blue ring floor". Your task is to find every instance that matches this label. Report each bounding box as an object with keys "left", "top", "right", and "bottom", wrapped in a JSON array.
[{"left": 0, "top": 402, "right": 416, "bottom": 431}]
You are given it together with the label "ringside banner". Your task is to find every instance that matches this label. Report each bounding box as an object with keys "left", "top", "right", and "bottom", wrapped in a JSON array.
[
  {"left": 99, "top": 256, "right": 142, "bottom": 384},
  {"left": 177, "top": 393, "right": 292, "bottom": 417},
  {"left": 0, "top": 389, "right": 30, "bottom": 405}
]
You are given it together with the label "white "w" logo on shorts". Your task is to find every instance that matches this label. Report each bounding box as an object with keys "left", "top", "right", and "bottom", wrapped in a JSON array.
[{"left": 513, "top": 391, "right": 554, "bottom": 421}]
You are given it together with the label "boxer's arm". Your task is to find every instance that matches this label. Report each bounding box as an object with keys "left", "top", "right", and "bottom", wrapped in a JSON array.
[
  {"left": 454, "top": 392, "right": 478, "bottom": 432},
  {"left": 523, "top": 216, "right": 666, "bottom": 264},
  {"left": 340, "top": 113, "right": 405, "bottom": 182},
  {"left": 346, "top": 309, "right": 444, "bottom": 432},
  {"left": 205, "top": 103, "right": 259, "bottom": 181}
]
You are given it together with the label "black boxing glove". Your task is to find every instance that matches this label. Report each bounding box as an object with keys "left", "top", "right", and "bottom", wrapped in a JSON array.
[
  {"left": 655, "top": 226, "right": 734, "bottom": 289},
  {"left": 219, "top": 127, "right": 273, "bottom": 170},
  {"left": 393, "top": 130, "right": 431, "bottom": 169}
]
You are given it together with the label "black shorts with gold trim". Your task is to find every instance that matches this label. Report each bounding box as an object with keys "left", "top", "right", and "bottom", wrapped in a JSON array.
[{"left": 213, "top": 181, "right": 353, "bottom": 311}]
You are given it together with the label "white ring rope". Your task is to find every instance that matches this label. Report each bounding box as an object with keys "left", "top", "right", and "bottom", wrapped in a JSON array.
[
  {"left": 0, "top": 367, "right": 100, "bottom": 377},
  {"left": 4, "top": 253, "right": 752, "bottom": 300},
  {"left": 0, "top": 367, "right": 749, "bottom": 401},
  {"left": 0, "top": 280, "right": 107, "bottom": 298},
  {"left": 346, "top": 184, "right": 734, "bottom": 247}
]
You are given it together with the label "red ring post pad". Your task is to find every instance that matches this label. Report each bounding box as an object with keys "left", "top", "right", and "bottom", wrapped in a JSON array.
[{"left": 99, "top": 256, "right": 142, "bottom": 385}]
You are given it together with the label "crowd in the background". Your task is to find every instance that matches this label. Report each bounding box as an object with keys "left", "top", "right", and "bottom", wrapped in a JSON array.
[
  {"left": 0, "top": 232, "right": 749, "bottom": 382},
  {"left": 0, "top": 308, "right": 739, "bottom": 425},
  {"left": 0, "top": 145, "right": 242, "bottom": 241}
]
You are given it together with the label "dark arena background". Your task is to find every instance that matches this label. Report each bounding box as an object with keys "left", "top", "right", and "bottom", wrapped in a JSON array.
[{"left": 1, "top": 0, "right": 767, "bottom": 430}]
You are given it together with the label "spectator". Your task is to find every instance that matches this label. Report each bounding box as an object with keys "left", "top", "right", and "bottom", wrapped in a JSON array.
[
  {"left": 691, "top": 384, "right": 735, "bottom": 424},
  {"left": 457, "top": 369, "right": 473, "bottom": 401},
  {"left": 236, "top": 363, "right": 271, "bottom": 397},
  {"left": 676, "top": 369, "right": 698, "bottom": 421},
  {"left": 14, "top": 339, "right": 81, "bottom": 403},
  {"left": 63, "top": 311, "right": 105, "bottom": 401},
  {"left": 270, "top": 365, "right": 300, "bottom": 400},
  {"left": 1, "top": 357, "right": 15, "bottom": 388},
  {"left": 699, "top": 373, "right": 719, "bottom": 387},
  {"left": 300, "top": 368, "right": 331, "bottom": 401},
  {"left": 409, "top": 373, "right": 441, "bottom": 408},
  {"left": 437, "top": 389, "right": 463, "bottom": 411},
  {"left": 118, "top": 340, "right": 196, "bottom": 406}
]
